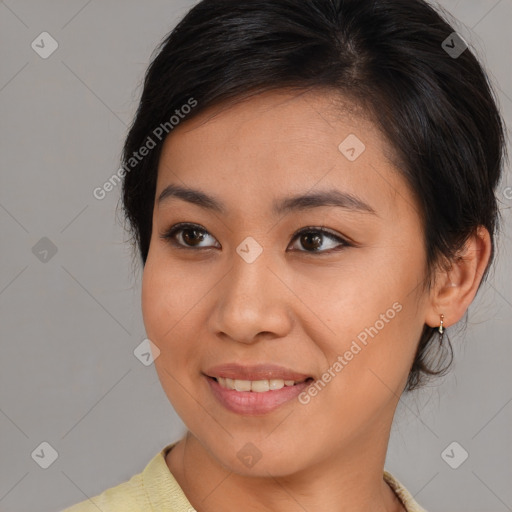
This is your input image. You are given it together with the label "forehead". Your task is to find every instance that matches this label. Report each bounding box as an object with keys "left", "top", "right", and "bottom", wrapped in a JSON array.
[
  {"left": 162, "top": 89, "right": 386, "bottom": 155},
  {"left": 155, "top": 89, "right": 413, "bottom": 221}
]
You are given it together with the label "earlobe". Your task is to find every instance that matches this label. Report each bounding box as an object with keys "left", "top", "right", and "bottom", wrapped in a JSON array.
[{"left": 425, "top": 226, "right": 492, "bottom": 329}]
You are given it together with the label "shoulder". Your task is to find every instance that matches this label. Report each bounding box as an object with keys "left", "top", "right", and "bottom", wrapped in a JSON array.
[
  {"left": 60, "top": 442, "right": 188, "bottom": 512},
  {"left": 59, "top": 471, "right": 147, "bottom": 512},
  {"left": 383, "top": 470, "right": 429, "bottom": 512}
]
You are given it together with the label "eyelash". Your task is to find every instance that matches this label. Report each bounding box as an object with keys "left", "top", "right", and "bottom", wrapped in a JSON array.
[{"left": 159, "top": 222, "right": 352, "bottom": 254}]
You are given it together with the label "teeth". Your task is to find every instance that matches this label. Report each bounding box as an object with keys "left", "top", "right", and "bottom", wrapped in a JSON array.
[
  {"left": 251, "top": 380, "right": 270, "bottom": 392},
  {"left": 234, "top": 379, "right": 251, "bottom": 392},
  {"left": 216, "top": 377, "right": 301, "bottom": 392}
]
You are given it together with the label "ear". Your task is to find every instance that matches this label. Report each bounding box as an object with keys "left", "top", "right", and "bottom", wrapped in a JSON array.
[{"left": 424, "top": 226, "right": 492, "bottom": 329}]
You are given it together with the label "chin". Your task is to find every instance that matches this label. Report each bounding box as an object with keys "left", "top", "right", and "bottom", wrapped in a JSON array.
[{"left": 207, "top": 439, "right": 307, "bottom": 478}]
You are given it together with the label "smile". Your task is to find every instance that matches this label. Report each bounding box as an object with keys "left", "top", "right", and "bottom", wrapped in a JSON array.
[
  {"left": 206, "top": 375, "right": 314, "bottom": 415},
  {"left": 215, "top": 377, "right": 309, "bottom": 392}
]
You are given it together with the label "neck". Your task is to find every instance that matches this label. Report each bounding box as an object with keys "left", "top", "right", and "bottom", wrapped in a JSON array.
[{"left": 165, "top": 428, "right": 406, "bottom": 512}]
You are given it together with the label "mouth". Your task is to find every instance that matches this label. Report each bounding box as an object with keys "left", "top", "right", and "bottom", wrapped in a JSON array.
[
  {"left": 203, "top": 363, "right": 315, "bottom": 415},
  {"left": 205, "top": 374, "right": 315, "bottom": 415}
]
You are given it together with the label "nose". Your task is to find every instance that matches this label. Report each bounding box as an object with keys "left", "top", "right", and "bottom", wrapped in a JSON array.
[{"left": 209, "top": 248, "right": 294, "bottom": 345}]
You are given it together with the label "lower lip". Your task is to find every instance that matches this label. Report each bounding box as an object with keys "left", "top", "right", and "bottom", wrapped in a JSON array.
[{"left": 206, "top": 376, "right": 312, "bottom": 415}]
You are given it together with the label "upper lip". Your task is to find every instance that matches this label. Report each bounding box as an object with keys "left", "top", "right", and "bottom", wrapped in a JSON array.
[{"left": 204, "top": 363, "right": 311, "bottom": 382}]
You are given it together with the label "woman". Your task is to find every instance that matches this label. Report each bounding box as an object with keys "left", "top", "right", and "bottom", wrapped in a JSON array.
[{"left": 62, "top": 0, "right": 506, "bottom": 510}]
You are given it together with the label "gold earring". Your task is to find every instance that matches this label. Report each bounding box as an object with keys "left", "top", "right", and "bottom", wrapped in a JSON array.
[{"left": 438, "top": 314, "right": 445, "bottom": 342}]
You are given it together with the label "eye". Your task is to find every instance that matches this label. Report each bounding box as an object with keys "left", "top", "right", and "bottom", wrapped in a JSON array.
[
  {"left": 159, "top": 223, "right": 220, "bottom": 250},
  {"left": 160, "top": 223, "right": 351, "bottom": 253},
  {"left": 288, "top": 227, "right": 351, "bottom": 253}
]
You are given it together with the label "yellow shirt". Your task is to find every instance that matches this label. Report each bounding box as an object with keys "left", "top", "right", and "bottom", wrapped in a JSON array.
[{"left": 61, "top": 442, "right": 428, "bottom": 512}]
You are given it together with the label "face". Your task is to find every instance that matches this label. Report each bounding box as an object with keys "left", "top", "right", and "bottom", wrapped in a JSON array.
[{"left": 142, "top": 90, "right": 430, "bottom": 477}]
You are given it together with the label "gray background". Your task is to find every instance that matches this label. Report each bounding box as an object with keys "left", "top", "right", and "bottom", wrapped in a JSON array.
[{"left": 0, "top": 1, "right": 511, "bottom": 511}]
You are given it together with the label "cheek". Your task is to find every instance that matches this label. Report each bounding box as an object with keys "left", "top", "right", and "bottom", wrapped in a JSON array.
[
  {"left": 141, "top": 249, "right": 223, "bottom": 380},
  {"left": 141, "top": 256, "right": 205, "bottom": 414},
  {"left": 142, "top": 248, "right": 205, "bottom": 332},
  {"left": 303, "top": 297, "right": 421, "bottom": 432},
  {"left": 141, "top": 255, "right": 197, "bottom": 358},
  {"left": 306, "top": 253, "right": 424, "bottom": 390},
  {"left": 318, "top": 289, "right": 414, "bottom": 383},
  {"left": 141, "top": 260, "right": 168, "bottom": 343}
]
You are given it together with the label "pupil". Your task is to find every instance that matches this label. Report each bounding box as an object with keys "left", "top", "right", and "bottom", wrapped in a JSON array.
[
  {"left": 302, "top": 232, "right": 321, "bottom": 251},
  {"left": 184, "top": 228, "right": 204, "bottom": 246}
]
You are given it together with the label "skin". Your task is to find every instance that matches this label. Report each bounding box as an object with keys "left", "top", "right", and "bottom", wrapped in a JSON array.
[{"left": 141, "top": 89, "right": 491, "bottom": 512}]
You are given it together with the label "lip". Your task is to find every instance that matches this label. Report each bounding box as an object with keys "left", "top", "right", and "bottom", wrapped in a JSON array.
[
  {"left": 205, "top": 375, "right": 312, "bottom": 415},
  {"left": 204, "top": 363, "right": 311, "bottom": 382}
]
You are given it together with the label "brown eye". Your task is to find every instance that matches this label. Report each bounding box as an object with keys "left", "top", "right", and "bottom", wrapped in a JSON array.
[
  {"left": 181, "top": 227, "right": 206, "bottom": 246},
  {"left": 160, "top": 223, "right": 220, "bottom": 249},
  {"left": 160, "top": 223, "right": 350, "bottom": 254},
  {"left": 300, "top": 232, "right": 323, "bottom": 251},
  {"left": 289, "top": 228, "right": 350, "bottom": 253}
]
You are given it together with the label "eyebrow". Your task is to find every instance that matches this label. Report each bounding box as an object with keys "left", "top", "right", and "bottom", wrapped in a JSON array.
[{"left": 157, "top": 184, "right": 377, "bottom": 216}]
